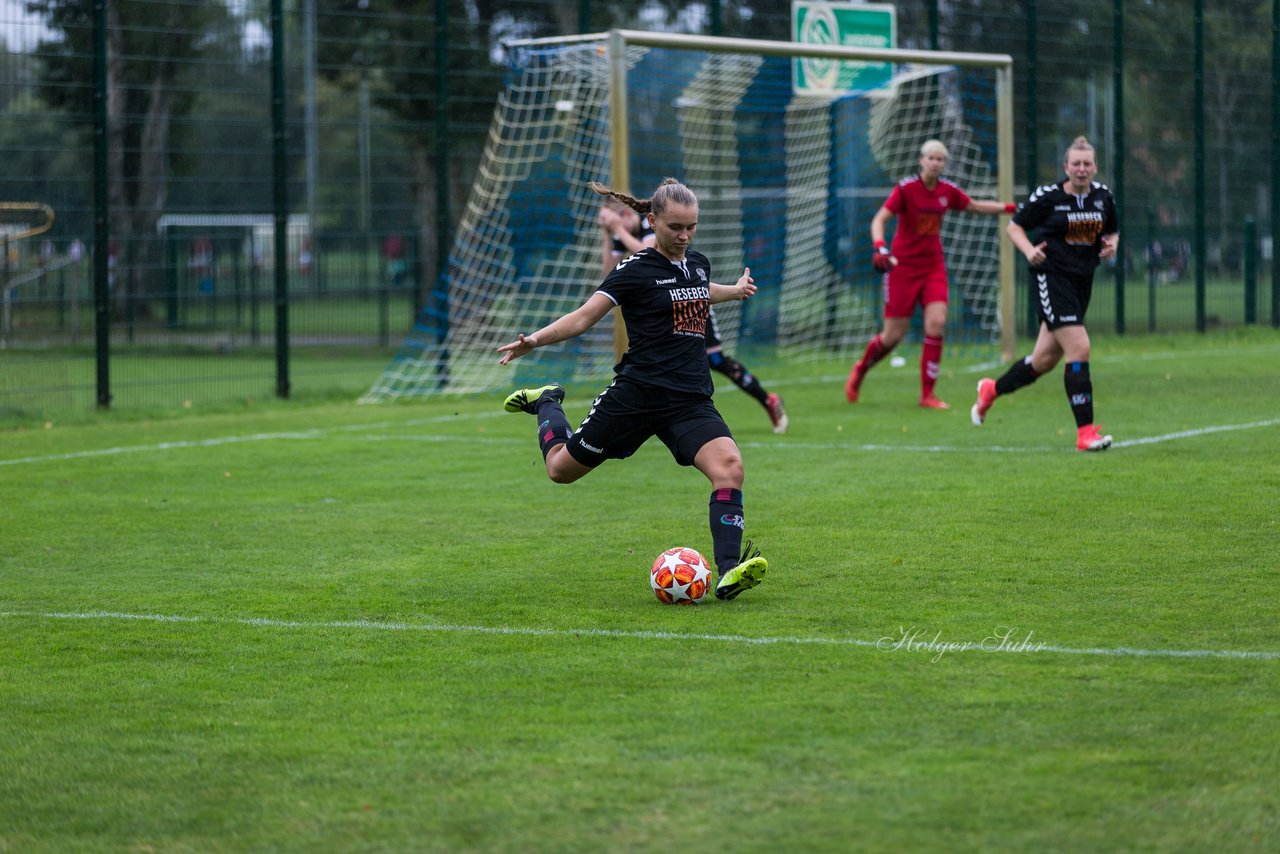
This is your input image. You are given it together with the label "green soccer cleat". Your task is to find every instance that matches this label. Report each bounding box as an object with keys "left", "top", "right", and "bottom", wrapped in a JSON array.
[
  {"left": 503, "top": 384, "right": 564, "bottom": 414},
  {"left": 715, "top": 539, "right": 768, "bottom": 601}
]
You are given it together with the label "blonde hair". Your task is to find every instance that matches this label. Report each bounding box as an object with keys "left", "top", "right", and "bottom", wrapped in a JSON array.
[
  {"left": 919, "top": 139, "right": 949, "bottom": 160},
  {"left": 1064, "top": 135, "right": 1096, "bottom": 163},
  {"left": 588, "top": 177, "right": 698, "bottom": 218}
]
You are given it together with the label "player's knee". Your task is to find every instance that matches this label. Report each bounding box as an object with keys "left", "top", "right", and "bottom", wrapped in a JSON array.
[
  {"left": 545, "top": 448, "right": 586, "bottom": 484},
  {"left": 1032, "top": 352, "right": 1061, "bottom": 374},
  {"left": 718, "top": 453, "right": 745, "bottom": 487},
  {"left": 546, "top": 464, "right": 585, "bottom": 485}
]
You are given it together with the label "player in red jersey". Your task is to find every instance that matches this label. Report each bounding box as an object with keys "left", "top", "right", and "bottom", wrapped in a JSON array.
[{"left": 846, "top": 139, "right": 1017, "bottom": 409}]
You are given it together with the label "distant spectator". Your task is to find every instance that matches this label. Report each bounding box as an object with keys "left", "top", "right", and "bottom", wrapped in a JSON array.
[
  {"left": 298, "top": 238, "right": 313, "bottom": 279},
  {"left": 383, "top": 233, "right": 407, "bottom": 287}
]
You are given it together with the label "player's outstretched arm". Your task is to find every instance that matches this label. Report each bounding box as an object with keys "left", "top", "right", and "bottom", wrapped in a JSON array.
[
  {"left": 497, "top": 293, "right": 614, "bottom": 364},
  {"left": 709, "top": 267, "right": 756, "bottom": 304},
  {"left": 968, "top": 200, "right": 1019, "bottom": 216}
]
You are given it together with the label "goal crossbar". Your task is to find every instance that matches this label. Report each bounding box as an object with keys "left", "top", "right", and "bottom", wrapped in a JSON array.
[
  {"left": 362, "top": 31, "right": 1018, "bottom": 402},
  {"left": 506, "top": 31, "right": 1017, "bottom": 359}
]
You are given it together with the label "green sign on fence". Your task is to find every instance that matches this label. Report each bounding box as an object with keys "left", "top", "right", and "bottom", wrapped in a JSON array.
[{"left": 792, "top": 1, "right": 896, "bottom": 95}]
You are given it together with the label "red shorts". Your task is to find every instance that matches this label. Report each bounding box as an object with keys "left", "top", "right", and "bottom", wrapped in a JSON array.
[{"left": 882, "top": 263, "right": 949, "bottom": 318}]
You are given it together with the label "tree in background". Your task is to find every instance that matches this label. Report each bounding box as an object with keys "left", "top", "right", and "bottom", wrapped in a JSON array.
[{"left": 27, "top": 0, "right": 238, "bottom": 311}]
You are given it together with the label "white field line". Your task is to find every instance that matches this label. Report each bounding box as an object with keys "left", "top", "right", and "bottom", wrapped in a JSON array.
[
  {"left": 1111, "top": 418, "right": 1280, "bottom": 448},
  {"left": 6, "top": 416, "right": 1273, "bottom": 467},
  {"left": 2, "top": 609, "right": 1277, "bottom": 661},
  {"left": 0, "top": 411, "right": 505, "bottom": 467}
]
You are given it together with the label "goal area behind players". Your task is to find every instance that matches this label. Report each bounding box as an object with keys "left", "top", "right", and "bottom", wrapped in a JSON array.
[{"left": 361, "top": 30, "right": 1013, "bottom": 402}]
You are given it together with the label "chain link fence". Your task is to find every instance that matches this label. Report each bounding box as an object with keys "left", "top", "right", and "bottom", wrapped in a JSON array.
[{"left": 1, "top": 0, "right": 1274, "bottom": 418}]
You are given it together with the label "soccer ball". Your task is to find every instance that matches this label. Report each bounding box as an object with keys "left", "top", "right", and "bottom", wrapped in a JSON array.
[{"left": 650, "top": 547, "right": 712, "bottom": 605}]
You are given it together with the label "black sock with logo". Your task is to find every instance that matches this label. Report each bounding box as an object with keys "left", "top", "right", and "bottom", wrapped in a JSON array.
[
  {"left": 708, "top": 488, "right": 745, "bottom": 576},
  {"left": 535, "top": 397, "right": 571, "bottom": 460},
  {"left": 1064, "top": 361, "right": 1094, "bottom": 428}
]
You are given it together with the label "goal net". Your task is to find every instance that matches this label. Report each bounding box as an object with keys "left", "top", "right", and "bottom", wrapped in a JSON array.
[{"left": 361, "top": 31, "right": 1012, "bottom": 401}]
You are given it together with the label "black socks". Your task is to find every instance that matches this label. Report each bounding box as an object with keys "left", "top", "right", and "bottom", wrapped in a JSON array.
[{"left": 708, "top": 488, "right": 745, "bottom": 576}]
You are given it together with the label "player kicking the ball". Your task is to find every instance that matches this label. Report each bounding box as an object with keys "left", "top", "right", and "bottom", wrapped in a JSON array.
[{"left": 498, "top": 177, "right": 767, "bottom": 601}]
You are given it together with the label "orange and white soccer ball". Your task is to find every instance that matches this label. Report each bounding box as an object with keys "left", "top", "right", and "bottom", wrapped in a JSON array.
[{"left": 650, "top": 547, "right": 712, "bottom": 605}]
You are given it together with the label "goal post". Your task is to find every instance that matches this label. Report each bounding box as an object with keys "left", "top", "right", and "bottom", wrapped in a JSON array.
[{"left": 360, "top": 30, "right": 1014, "bottom": 403}]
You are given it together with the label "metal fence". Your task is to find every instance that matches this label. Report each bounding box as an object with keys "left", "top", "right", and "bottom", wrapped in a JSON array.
[{"left": 1, "top": 0, "right": 1275, "bottom": 419}]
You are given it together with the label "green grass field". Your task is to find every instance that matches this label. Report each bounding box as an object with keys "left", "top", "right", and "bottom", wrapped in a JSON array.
[{"left": 3, "top": 328, "right": 1278, "bottom": 851}]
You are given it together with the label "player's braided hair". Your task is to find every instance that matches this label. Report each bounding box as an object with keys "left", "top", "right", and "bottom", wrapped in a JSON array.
[{"left": 588, "top": 177, "right": 697, "bottom": 218}]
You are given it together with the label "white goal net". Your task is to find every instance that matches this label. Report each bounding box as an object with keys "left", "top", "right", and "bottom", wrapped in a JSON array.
[{"left": 361, "top": 31, "right": 1011, "bottom": 401}]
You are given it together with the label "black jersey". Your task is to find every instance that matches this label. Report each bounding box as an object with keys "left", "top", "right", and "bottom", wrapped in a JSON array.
[
  {"left": 610, "top": 218, "right": 655, "bottom": 259},
  {"left": 595, "top": 247, "right": 714, "bottom": 395},
  {"left": 1012, "top": 180, "right": 1118, "bottom": 278}
]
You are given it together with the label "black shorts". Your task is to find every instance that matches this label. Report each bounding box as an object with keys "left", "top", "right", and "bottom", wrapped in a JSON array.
[
  {"left": 565, "top": 378, "right": 733, "bottom": 468},
  {"left": 1033, "top": 269, "right": 1094, "bottom": 330}
]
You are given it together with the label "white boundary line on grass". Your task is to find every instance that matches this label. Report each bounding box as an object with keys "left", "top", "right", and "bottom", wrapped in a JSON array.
[
  {"left": 0, "top": 412, "right": 506, "bottom": 467},
  {"left": 1111, "top": 418, "right": 1280, "bottom": 448},
  {"left": 2, "top": 610, "right": 1277, "bottom": 661},
  {"left": 4, "top": 415, "right": 1275, "bottom": 467}
]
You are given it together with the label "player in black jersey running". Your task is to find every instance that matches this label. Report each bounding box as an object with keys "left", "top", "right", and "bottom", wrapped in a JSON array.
[
  {"left": 597, "top": 189, "right": 788, "bottom": 433},
  {"left": 971, "top": 136, "right": 1119, "bottom": 451},
  {"left": 499, "top": 178, "right": 768, "bottom": 600}
]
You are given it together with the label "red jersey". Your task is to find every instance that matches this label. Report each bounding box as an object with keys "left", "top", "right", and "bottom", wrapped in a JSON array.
[{"left": 884, "top": 176, "right": 972, "bottom": 266}]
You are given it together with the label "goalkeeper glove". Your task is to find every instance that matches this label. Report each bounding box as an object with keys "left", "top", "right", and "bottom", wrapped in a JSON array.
[{"left": 872, "top": 240, "right": 894, "bottom": 272}]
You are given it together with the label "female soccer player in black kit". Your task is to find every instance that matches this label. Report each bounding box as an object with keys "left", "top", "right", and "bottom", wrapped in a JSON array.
[
  {"left": 970, "top": 136, "right": 1119, "bottom": 451},
  {"left": 595, "top": 188, "right": 788, "bottom": 433},
  {"left": 497, "top": 178, "right": 768, "bottom": 600}
]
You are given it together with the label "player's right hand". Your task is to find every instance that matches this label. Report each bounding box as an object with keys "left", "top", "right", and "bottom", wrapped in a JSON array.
[
  {"left": 497, "top": 333, "right": 536, "bottom": 365},
  {"left": 872, "top": 242, "right": 896, "bottom": 272}
]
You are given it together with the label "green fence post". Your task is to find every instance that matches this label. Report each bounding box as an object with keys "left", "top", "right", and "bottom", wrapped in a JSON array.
[
  {"left": 1147, "top": 208, "right": 1157, "bottom": 332},
  {"left": 1273, "top": 0, "right": 1279, "bottom": 327},
  {"left": 1113, "top": 0, "right": 1125, "bottom": 335},
  {"left": 1244, "top": 217, "right": 1257, "bottom": 324},
  {"left": 166, "top": 233, "right": 178, "bottom": 327},
  {"left": 93, "top": 0, "right": 111, "bottom": 408},
  {"left": 271, "top": 0, "right": 291, "bottom": 399},
  {"left": 1193, "top": 0, "right": 1206, "bottom": 333},
  {"left": 1025, "top": 0, "right": 1038, "bottom": 339}
]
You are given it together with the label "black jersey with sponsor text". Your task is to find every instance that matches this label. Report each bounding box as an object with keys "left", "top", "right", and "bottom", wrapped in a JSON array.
[
  {"left": 1012, "top": 180, "right": 1118, "bottom": 278},
  {"left": 595, "top": 247, "right": 714, "bottom": 395}
]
